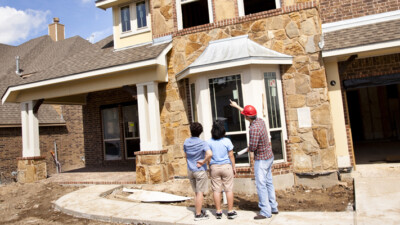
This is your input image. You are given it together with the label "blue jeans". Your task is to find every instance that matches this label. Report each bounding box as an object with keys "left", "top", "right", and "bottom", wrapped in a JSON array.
[{"left": 254, "top": 157, "right": 278, "bottom": 217}]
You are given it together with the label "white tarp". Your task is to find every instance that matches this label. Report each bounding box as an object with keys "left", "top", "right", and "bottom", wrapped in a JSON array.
[{"left": 123, "top": 188, "right": 191, "bottom": 203}]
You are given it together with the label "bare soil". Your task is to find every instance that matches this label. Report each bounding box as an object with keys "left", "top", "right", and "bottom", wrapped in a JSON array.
[
  {"left": 0, "top": 179, "right": 353, "bottom": 224},
  {"left": 0, "top": 180, "right": 120, "bottom": 225},
  {"left": 108, "top": 181, "right": 354, "bottom": 212}
]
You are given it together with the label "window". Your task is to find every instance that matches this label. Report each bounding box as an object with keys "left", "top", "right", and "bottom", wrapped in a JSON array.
[
  {"left": 237, "top": 0, "right": 281, "bottom": 17},
  {"left": 120, "top": 1, "right": 149, "bottom": 34},
  {"left": 176, "top": 0, "right": 213, "bottom": 30},
  {"left": 264, "top": 72, "right": 285, "bottom": 160},
  {"left": 121, "top": 6, "right": 131, "bottom": 32},
  {"left": 102, "top": 107, "right": 121, "bottom": 160},
  {"left": 190, "top": 83, "right": 198, "bottom": 122},
  {"left": 101, "top": 102, "right": 140, "bottom": 160},
  {"left": 209, "top": 75, "right": 249, "bottom": 164}
]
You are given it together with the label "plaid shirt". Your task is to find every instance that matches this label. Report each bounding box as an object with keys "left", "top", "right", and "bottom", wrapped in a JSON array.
[{"left": 248, "top": 117, "right": 273, "bottom": 160}]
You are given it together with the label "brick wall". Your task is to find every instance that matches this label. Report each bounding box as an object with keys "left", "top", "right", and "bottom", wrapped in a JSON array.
[
  {"left": 320, "top": 0, "right": 400, "bottom": 23},
  {"left": 82, "top": 87, "right": 137, "bottom": 169},
  {"left": 0, "top": 105, "right": 84, "bottom": 182}
]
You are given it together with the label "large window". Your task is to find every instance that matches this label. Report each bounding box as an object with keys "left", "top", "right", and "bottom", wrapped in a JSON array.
[
  {"left": 264, "top": 72, "right": 284, "bottom": 160},
  {"left": 176, "top": 0, "right": 213, "bottom": 30},
  {"left": 209, "top": 75, "right": 249, "bottom": 164},
  {"left": 101, "top": 102, "right": 140, "bottom": 160},
  {"left": 120, "top": 1, "right": 150, "bottom": 34},
  {"left": 237, "top": 0, "right": 281, "bottom": 17}
]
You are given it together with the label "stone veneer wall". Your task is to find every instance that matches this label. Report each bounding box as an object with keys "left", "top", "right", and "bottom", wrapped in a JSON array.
[
  {"left": 135, "top": 150, "right": 169, "bottom": 184},
  {"left": 151, "top": 0, "right": 175, "bottom": 37},
  {"left": 16, "top": 156, "right": 47, "bottom": 183},
  {"left": 161, "top": 4, "right": 338, "bottom": 176}
]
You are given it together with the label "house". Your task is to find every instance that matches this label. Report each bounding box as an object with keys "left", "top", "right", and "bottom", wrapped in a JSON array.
[
  {"left": 0, "top": 19, "right": 86, "bottom": 183},
  {"left": 2, "top": 0, "right": 399, "bottom": 186}
]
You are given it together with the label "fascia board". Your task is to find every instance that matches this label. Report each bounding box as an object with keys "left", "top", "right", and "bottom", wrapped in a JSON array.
[
  {"left": 2, "top": 58, "right": 158, "bottom": 104},
  {"left": 322, "top": 39, "right": 400, "bottom": 58}
]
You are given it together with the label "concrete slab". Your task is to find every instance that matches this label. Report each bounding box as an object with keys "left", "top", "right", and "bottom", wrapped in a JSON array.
[
  {"left": 354, "top": 163, "right": 400, "bottom": 225},
  {"left": 270, "top": 212, "right": 354, "bottom": 225}
]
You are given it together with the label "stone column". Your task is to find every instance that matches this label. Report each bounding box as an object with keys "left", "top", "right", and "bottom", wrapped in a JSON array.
[
  {"left": 18, "top": 101, "right": 47, "bottom": 183},
  {"left": 135, "top": 150, "right": 169, "bottom": 184},
  {"left": 17, "top": 156, "right": 47, "bottom": 183}
]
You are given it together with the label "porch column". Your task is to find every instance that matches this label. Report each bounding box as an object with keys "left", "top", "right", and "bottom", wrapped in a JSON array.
[
  {"left": 137, "top": 82, "right": 162, "bottom": 151},
  {"left": 21, "top": 101, "right": 40, "bottom": 157},
  {"left": 326, "top": 61, "right": 352, "bottom": 168},
  {"left": 18, "top": 100, "right": 46, "bottom": 183},
  {"left": 196, "top": 76, "right": 213, "bottom": 140}
]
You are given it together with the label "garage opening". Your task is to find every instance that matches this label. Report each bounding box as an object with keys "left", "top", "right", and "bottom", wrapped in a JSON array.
[{"left": 345, "top": 75, "right": 400, "bottom": 164}]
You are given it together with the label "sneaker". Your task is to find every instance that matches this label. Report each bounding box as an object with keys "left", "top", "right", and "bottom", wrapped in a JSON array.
[
  {"left": 254, "top": 214, "right": 269, "bottom": 220},
  {"left": 227, "top": 211, "right": 237, "bottom": 219},
  {"left": 194, "top": 210, "right": 209, "bottom": 221},
  {"left": 272, "top": 211, "right": 279, "bottom": 215},
  {"left": 216, "top": 211, "right": 223, "bottom": 219}
]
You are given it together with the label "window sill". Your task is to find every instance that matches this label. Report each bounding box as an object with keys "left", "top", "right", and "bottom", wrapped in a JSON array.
[{"left": 120, "top": 27, "right": 151, "bottom": 38}]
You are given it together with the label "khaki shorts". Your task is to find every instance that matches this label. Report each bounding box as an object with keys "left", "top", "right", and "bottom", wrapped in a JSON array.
[
  {"left": 210, "top": 164, "right": 234, "bottom": 192},
  {"left": 188, "top": 170, "right": 209, "bottom": 193}
]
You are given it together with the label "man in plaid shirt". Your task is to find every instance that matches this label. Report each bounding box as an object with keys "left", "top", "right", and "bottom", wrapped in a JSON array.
[{"left": 230, "top": 100, "right": 278, "bottom": 220}]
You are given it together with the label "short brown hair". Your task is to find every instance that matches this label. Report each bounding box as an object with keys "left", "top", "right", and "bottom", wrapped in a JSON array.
[{"left": 190, "top": 122, "right": 203, "bottom": 137}]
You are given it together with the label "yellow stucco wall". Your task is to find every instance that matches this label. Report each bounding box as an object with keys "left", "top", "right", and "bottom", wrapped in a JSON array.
[{"left": 112, "top": 5, "right": 153, "bottom": 49}]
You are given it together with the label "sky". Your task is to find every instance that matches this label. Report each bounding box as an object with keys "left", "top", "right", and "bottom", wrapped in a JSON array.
[{"left": 0, "top": 0, "right": 113, "bottom": 46}]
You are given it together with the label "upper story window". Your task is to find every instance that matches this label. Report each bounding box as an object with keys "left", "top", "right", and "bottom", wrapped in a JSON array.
[
  {"left": 237, "top": 0, "right": 281, "bottom": 17},
  {"left": 176, "top": 0, "right": 213, "bottom": 30},
  {"left": 120, "top": 0, "right": 150, "bottom": 34}
]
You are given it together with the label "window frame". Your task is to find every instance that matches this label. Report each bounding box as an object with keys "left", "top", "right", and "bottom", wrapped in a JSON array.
[
  {"left": 237, "top": 0, "right": 281, "bottom": 17},
  {"left": 119, "top": 0, "right": 151, "bottom": 37},
  {"left": 175, "top": 0, "right": 214, "bottom": 30},
  {"left": 262, "top": 71, "right": 287, "bottom": 163},
  {"left": 189, "top": 65, "right": 288, "bottom": 166}
]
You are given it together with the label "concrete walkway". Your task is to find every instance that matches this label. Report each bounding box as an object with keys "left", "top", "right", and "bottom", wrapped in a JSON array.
[{"left": 54, "top": 163, "right": 400, "bottom": 225}]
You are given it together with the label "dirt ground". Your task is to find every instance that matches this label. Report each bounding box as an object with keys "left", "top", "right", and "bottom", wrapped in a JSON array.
[
  {"left": 0, "top": 180, "right": 120, "bottom": 225},
  {"left": 0, "top": 179, "right": 353, "bottom": 225},
  {"left": 108, "top": 180, "right": 354, "bottom": 212}
]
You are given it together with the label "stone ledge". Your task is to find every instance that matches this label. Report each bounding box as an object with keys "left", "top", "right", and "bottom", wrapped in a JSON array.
[
  {"left": 17, "top": 156, "right": 46, "bottom": 160},
  {"left": 134, "top": 150, "right": 168, "bottom": 156}
]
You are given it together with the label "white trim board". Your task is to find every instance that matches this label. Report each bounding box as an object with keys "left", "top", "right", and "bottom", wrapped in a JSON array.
[
  {"left": 322, "top": 39, "right": 400, "bottom": 58},
  {"left": 2, "top": 43, "right": 172, "bottom": 104},
  {"left": 322, "top": 10, "right": 400, "bottom": 33}
]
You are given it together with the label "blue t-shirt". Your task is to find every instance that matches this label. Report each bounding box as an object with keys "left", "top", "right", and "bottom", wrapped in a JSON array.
[
  {"left": 208, "top": 137, "right": 234, "bottom": 165},
  {"left": 183, "top": 137, "right": 210, "bottom": 172}
]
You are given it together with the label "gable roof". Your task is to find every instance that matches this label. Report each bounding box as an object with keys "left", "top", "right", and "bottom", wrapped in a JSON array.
[{"left": 0, "top": 34, "right": 171, "bottom": 125}]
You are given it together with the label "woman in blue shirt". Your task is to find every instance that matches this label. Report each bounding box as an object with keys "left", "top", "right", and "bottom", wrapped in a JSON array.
[{"left": 208, "top": 120, "right": 237, "bottom": 219}]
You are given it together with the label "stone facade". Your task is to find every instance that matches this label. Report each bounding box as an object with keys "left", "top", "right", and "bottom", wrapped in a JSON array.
[
  {"left": 16, "top": 157, "right": 47, "bottom": 183},
  {"left": 159, "top": 6, "right": 337, "bottom": 175},
  {"left": 151, "top": 0, "right": 175, "bottom": 37},
  {"left": 135, "top": 150, "right": 169, "bottom": 184}
]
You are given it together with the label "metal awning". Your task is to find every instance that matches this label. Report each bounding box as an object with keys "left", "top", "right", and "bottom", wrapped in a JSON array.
[{"left": 176, "top": 35, "right": 293, "bottom": 80}]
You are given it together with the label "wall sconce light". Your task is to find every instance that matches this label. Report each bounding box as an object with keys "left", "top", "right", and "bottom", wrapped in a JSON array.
[{"left": 330, "top": 80, "right": 336, "bottom": 86}]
